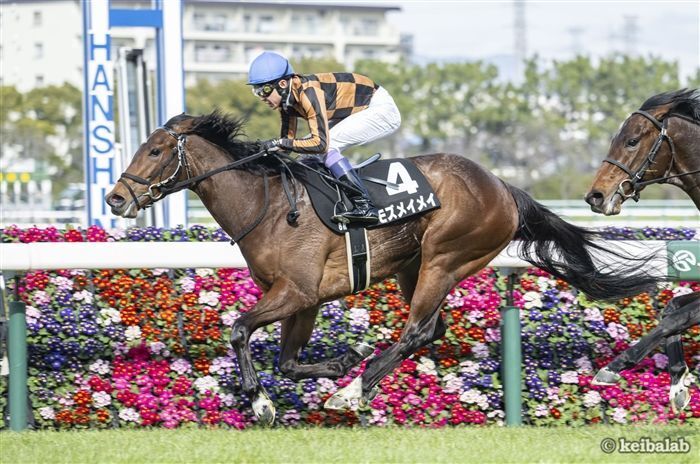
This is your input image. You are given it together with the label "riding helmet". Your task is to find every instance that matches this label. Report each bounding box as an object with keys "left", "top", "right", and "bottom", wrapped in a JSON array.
[{"left": 247, "top": 51, "right": 295, "bottom": 85}]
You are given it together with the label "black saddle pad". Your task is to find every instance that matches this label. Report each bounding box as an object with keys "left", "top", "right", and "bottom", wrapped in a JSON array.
[{"left": 297, "top": 158, "right": 441, "bottom": 234}]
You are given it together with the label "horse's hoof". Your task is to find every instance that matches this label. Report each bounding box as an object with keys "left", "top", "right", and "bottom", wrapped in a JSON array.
[
  {"left": 592, "top": 366, "right": 621, "bottom": 386},
  {"left": 670, "top": 368, "right": 691, "bottom": 414},
  {"left": 351, "top": 342, "right": 374, "bottom": 360},
  {"left": 252, "top": 391, "right": 276, "bottom": 426},
  {"left": 324, "top": 376, "right": 362, "bottom": 411}
]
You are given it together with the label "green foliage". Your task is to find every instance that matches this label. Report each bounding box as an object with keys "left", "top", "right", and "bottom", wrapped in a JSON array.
[{"left": 1, "top": 83, "right": 83, "bottom": 197}]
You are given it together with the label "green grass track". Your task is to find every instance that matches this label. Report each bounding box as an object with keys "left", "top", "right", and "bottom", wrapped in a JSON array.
[{"left": 1, "top": 425, "right": 698, "bottom": 464}]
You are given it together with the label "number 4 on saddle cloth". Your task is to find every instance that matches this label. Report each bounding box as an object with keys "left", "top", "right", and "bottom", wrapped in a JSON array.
[{"left": 294, "top": 155, "right": 441, "bottom": 294}]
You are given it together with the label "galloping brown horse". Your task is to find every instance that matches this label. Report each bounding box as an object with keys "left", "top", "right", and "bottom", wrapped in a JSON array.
[
  {"left": 107, "top": 112, "right": 661, "bottom": 425},
  {"left": 586, "top": 88, "right": 700, "bottom": 414}
]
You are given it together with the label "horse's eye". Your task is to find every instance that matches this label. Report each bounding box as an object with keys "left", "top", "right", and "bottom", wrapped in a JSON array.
[
  {"left": 626, "top": 138, "right": 639, "bottom": 147},
  {"left": 149, "top": 148, "right": 161, "bottom": 157}
]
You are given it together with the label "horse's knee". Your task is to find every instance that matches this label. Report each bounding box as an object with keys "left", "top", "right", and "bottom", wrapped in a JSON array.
[{"left": 230, "top": 323, "right": 249, "bottom": 349}]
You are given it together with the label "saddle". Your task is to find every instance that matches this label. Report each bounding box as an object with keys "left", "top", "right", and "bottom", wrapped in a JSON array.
[{"left": 292, "top": 155, "right": 441, "bottom": 234}]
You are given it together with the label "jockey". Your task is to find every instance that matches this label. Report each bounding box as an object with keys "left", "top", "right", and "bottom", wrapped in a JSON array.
[{"left": 248, "top": 51, "right": 401, "bottom": 224}]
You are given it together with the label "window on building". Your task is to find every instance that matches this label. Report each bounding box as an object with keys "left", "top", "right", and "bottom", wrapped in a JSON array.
[
  {"left": 33, "top": 11, "right": 42, "bottom": 27},
  {"left": 193, "top": 12, "right": 228, "bottom": 32},
  {"left": 243, "top": 14, "right": 253, "bottom": 33},
  {"left": 35, "top": 75, "right": 44, "bottom": 86},
  {"left": 194, "top": 43, "right": 231, "bottom": 63},
  {"left": 356, "top": 18, "right": 379, "bottom": 36},
  {"left": 34, "top": 43, "right": 43, "bottom": 59},
  {"left": 257, "top": 15, "right": 276, "bottom": 34}
]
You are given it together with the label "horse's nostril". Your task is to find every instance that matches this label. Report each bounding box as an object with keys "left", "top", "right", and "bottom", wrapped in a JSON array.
[
  {"left": 106, "top": 193, "right": 125, "bottom": 207},
  {"left": 585, "top": 191, "right": 604, "bottom": 207}
]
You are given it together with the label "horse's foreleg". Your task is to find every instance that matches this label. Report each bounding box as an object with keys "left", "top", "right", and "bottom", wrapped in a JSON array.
[
  {"left": 229, "top": 278, "right": 310, "bottom": 425},
  {"left": 278, "top": 306, "right": 373, "bottom": 381},
  {"left": 593, "top": 291, "right": 699, "bottom": 413}
]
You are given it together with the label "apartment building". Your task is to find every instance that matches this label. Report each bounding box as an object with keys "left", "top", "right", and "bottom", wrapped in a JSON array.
[{"left": 0, "top": 0, "right": 405, "bottom": 91}]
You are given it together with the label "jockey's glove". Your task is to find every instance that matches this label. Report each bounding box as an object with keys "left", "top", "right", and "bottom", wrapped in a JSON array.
[{"left": 260, "top": 139, "right": 291, "bottom": 154}]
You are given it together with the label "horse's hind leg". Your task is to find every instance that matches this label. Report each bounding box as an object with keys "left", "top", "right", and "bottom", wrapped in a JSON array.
[
  {"left": 278, "top": 306, "right": 373, "bottom": 381},
  {"left": 326, "top": 255, "right": 489, "bottom": 411}
]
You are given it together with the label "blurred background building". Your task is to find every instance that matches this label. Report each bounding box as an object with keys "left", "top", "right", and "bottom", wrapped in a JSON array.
[{"left": 0, "top": 0, "right": 406, "bottom": 91}]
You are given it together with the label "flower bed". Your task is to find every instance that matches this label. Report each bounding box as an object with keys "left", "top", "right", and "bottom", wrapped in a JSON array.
[{"left": 0, "top": 225, "right": 698, "bottom": 429}]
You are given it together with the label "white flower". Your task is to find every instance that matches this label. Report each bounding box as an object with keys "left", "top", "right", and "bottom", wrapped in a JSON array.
[
  {"left": 467, "top": 309, "right": 484, "bottom": 323},
  {"left": 522, "top": 291, "right": 542, "bottom": 309},
  {"left": 179, "top": 276, "right": 195, "bottom": 293},
  {"left": 249, "top": 328, "right": 268, "bottom": 343},
  {"left": 584, "top": 307, "right": 603, "bottom": 322},
  {"left": 561, "top": 371, "right": 579, "bottom": 384},
  {"left": 611, "top": 407, "right": 627, "bottom": 424},
  {"left": 442, "top": 373, "right": 463, "bottom": 394},
  {"left": 575, "top": 356, "right": 593, "bottom": 374},
  {"left": 73, "top": 290, "right": 93, "bottom": 304},
  {"left": 92, "top": 391, "right": 112, "bottom": 408},
  {"left": 460, "top": 360, "right": 480, "bottom": 375},
  {"left": 536, "top": 277, "right": 551, "bottom": 291},
  {"left": 38, "top": 407, "right": 55, "bottom": 420},
  {"left": 316, "top": 378, "right": 336, "bottom": 393},
  {"left": 583, "top": 390, "right": 602, "bottom": 408},
  {"left": 672, "top": 286, "right": 693, "bottom": 297},
  {"left": 416, "top": 357, "right": 437, "bottom": 376},
  {"left": 26, "top": 306, "right": 41, "bottom": 324},
  {"left": 33, "top": 291, "right": 50, "bottom": 306},
  {"left": 149, "top": 342, "right": 166, "bottom": 355},
  {"left": 210, "top": 357, "right": 235, "bottom": 374},
  {"left": 194, "top": 375, "right": 219, "bottom": 394},
  {"left": 98, "top": 307, "right": 121, "bottom": 326},
  {"left": 471, "top": 343, "right": 490, "bottom": 360},
  {"left": 221, "top": 311, "right": 240, "bottom": 327},
  {"left": 125, "top": 326, "right": 142, "bottom": 342},
  {"left": 89, "top": 360, "right": 110, "bottom": 375},
  {"left": 220, "top": 393, "right": 235, "bottom": 407},
  {"left": 349, "top": 307, "right": 369, "bottom": 329},
  {"left": 152, "top": 268, "right": 169, "bottom": 276},
  {"left": 195, "top": 268, "right": 214, "bottom": 277},
  {"left": 51, "top": 276, "right": 73, "bottom": 291},
  {"left": 119, "top": 407, "right": 140, "bottom": 422},
  {"left": 198, "top": 290, "right": 220, "bottom": 307},
  {"left": 534, "top": 404, "right": 548, "bottom": 417},
  {"left": 376, "top": 327, "right": 393, "bottom": 341},
  {"left": 170, "top": 359, "right": 192, "bottom": 375}
]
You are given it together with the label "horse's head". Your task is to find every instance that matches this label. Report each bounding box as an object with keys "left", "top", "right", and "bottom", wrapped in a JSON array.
[
  {"left": 585, "top": 89, "right": 699, "bottom": 215},
  {"left": 105, "top": 115, "right": 196, "bottom": 218}
]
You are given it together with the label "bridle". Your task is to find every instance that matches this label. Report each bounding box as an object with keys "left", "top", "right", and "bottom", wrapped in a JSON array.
[
  {"left": 117, "top": 127, "right": 271, "bottom": 243},
  {"left": 603, "top": 110, "right": 700, "bottom": 201},
  {"left": 118, "top": 127, "right": 194, "bottom": 209}
]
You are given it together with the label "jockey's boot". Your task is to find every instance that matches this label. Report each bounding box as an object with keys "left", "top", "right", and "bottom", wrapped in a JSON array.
[{"left": 338, "top": 168, "right": 379, "bottom": 224}]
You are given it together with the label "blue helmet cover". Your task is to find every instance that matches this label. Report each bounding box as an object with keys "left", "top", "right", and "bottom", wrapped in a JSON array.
[{"left": 248, "top": 51, "right": 295, "bottom": 85}]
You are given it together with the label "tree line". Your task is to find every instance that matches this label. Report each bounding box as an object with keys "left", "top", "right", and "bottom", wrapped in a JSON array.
[{"left": 2, "top": 54, "right": 698, "bottom": 199}]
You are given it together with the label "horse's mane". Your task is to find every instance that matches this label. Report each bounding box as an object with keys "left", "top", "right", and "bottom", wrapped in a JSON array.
[
  {"left": 640, "top": 88, "right": 700, "bottom": 122},
  {"left": 165, "top": 111, "right": 280, "bottom": 172}
]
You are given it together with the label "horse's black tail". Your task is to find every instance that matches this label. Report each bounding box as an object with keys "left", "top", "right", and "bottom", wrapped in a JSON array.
[{"left": 507, "top": 185, "right": 663, "bottom": 301}]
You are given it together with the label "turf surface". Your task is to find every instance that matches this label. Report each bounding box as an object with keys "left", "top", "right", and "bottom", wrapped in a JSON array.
[{"left": 1, "top": 425, "right": 698, "bottom": 463}]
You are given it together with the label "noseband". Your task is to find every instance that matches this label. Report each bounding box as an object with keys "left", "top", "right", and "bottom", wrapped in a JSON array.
[
  {"left": 118, "top": 127, "right": 193, "bottom": 211},
  {"left": 602, "top": 110, "right": 677, "bottom": 202}
]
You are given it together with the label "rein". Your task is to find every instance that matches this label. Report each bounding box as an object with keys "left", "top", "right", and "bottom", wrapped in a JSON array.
[
  {"left": 118, "top": 127, "right": 270, "bottom": 242},
  {"left": 603, "top": 111, "right": 700, "bottom": 201}
]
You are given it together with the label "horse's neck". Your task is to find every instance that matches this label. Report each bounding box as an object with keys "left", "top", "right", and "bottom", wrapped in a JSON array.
[
  {"left": 670, "top": 119, "right": 700, "bottom": 209},
  {"left": 187, "top": 138, "right": 268, "bottom": 241}
]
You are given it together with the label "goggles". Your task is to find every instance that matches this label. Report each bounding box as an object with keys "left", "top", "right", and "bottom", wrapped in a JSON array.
[{"left": 252, "top": 83, "right": 275, "bottom": 98}]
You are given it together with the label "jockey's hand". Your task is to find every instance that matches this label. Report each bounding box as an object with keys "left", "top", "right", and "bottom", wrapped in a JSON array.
[{"left": 260, "top": 138, "right": 282, "bottom": 154}]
